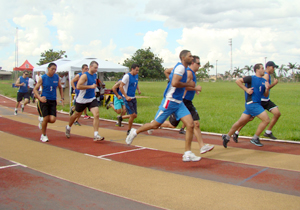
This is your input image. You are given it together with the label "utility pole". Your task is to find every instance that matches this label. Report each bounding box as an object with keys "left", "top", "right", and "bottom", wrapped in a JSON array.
[
  {"left": 15, "top": 27, "right": 19, "bottom": 68},
  {"left": 229, "top": 38, "right": 232, "bottom": 73},
  {"left": 264, "top": 57, "right": 267, "bottom": 67}
]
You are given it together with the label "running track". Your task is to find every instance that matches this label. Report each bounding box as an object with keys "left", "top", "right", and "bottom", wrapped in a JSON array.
[{"left": 0, "top": 95, "right": 300, "bottom": 210}]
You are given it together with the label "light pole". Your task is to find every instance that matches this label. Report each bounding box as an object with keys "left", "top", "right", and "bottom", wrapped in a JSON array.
[
  {"left": 229, "top": 38, "right": 232, "bottom": 73},
  {"left": 264, "top": 57, "right": 267, "bottom": 67},
  {"left": 216, "top": 60, "right": 218, "bottom": 81}
]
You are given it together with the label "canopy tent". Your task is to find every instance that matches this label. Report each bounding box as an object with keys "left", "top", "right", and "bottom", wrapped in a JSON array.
[
  {"left": 13, "top": 60, "right": 34, "bottom": 71},
  {"left": 33, "top": 58, "right": 71, "bottom": 73}
]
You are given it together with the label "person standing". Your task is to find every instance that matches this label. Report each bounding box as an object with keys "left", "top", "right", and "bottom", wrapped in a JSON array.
[
  {"left": 28, "top": 73, "right": 35, "bottom": 103},
  {"left": 14, "top": 71, "right": 30, "bottom": 115},
  {"left": 126, "top": 50, "right": 201, "bottom": 162},
  {"left": 222, "top": 63, "right": 270, "bottom": 148},
  {"left": 34, "top": 63, "right": 64, "bottom": 142},
  {"left": 232, "top": 61, "right": 281, "bottom": 141},
  {"left": 119, "top": 64, "right": 140, "bottom": 135},
  {"left": 65, "top": 61, "right": 104, "bottom": 141}
]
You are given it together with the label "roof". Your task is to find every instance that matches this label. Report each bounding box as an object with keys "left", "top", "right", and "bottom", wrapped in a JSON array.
[{"left": 13, "top": 60, "right": 34, "bottom": 71}]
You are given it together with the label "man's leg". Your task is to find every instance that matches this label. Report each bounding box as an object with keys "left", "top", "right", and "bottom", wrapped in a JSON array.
[
  {"left": 254, "top": 111, "right": 270, "bottom": 137},
  {"left": 264, "top": 107, "right": 281, "bottom": 138},
  {"left": 180, "top": 114, "right": 194, "bottom": 152},
  {"left": 128, "top": 113, "right": 137, "bottom": 131}
]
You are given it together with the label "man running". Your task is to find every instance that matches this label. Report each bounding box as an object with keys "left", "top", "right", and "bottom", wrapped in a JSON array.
[
  {"left": 14, "top": 71, "right": 30, "bottom": 115},
  {"left": 65, "top": 61, "right": 104, "bottom": 141},
  {"left": 126, "top": 50, "right": 201, "bottom": 162},
  {"left": 222, "top": 63, "right": 270, "bottom": 147},
  {"left": 34, "top": 63, "right": 64, "bottom": 142},
  {"left": 119, "top": 64, "right": 140, "bottom": 134},
  {"left": 232, "top": 61, "right": 281, "bottom": 141}
]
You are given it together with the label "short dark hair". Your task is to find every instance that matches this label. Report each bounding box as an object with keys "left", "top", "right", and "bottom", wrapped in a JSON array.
[
  {"left": 253, "top": 63, "right": 263, "bottom": 73},
  {"left": 131, "top": 63, "right": 139, "bottom": 70},
  {"left": 90, "top": 61, "right": 98, "bottom": 67},
  {"left": 179, "top": 50, "right": 190, "bottom": 60},
  {"left": 48, "top": 63, "right": 57, "bottom": 68},
  {"left": 192, "top": 55, "right": 199, "bottom": 63},
  {"left": 82, "top": 64, "right": 88, "bottom": 69}
]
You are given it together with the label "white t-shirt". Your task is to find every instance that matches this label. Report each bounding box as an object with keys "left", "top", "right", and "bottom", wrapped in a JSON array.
[
  {"left": 61, "top": 76, "right": 67, "bottom": 88},
  {"left": 28, "top": 78, "right": 35, "bottom": 89}
]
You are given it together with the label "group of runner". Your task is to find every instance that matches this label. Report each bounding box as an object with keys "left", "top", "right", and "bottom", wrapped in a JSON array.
[{"left": 14, "top": 50, "right": 280, "bottom": 161}]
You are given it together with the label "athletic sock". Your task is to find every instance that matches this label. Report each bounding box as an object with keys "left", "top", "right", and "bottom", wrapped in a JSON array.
[
  {"left": 184, "top": 151, "right": 192, "bottom": 155},
  {"left": 253, "top": 134, "right": 259, "bottom": 139},
  {"left": 235, "top": 131, "right": 239, "bottom": 135},
  {"left": 66, "top": 125, "right": 71, "bottom": 130},
  {"left": 266, "top": 130, "right": 272, "bottom": 134},
  {"left": 94, "top": 131, "right": 99, "bottom": 136}
]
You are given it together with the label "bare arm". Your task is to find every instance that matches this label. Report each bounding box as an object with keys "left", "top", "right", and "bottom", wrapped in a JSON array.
[
  {"left": 164, "top": 68, "right": 173, "bottom": 80},
  {"left": 136, "top": 84, "right": 141, "bottom": 95},
  {"left": 171, "top": 74, "right": 195, "bottom": 88},
  {"left": 120, "top": 82, "right": 131, "bottom": 101},
  {"left": 71, "top": 74, "right": 80, "bottom": 91},
  {"left": 58, "top": 78, "right": 64, "bottom": 106},
  {"left": 33, "top": 77, "right": 46, "bottom": 102},
  {"left": 236, "top": 78, "right": 253, "bottom": 95},
  {"left": 112, "top": 81, "right": 122, "bottom": 99},
  {"left": 76, "top": 74, "right": 97, "bottom": 90},
  {"left": 263, "top": 73, "right": 278, "bottom": 89},
  {"left": 15, "top": 78, "right": 24, "bottom": 87},
  {"left": 185, "top": 70, "right": 202, "bottom": 92}
]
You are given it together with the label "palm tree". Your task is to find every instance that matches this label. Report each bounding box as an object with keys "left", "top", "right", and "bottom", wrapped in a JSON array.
[
  {"left": 287, "top": 62, "right": 297, "bottom": 81},
  {"left": 277, "top": 64, "right": 285, "bottom": 78},
  {"left": 243, "top": 65, "right": 253, "bottom": 76},
  {"left": 203, "top": 61, "right": 214, "bottom": 77},
  {"left": 232, "top": 67, "right": 243, "bottom": 78}
]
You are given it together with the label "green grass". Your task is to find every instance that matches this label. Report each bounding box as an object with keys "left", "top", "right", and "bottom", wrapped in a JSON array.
[{"left": 1, "top": 80, "right": 299, "bottom": 141}]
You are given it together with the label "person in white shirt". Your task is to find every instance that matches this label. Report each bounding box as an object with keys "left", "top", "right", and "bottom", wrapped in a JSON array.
[{"left": 28, "top": 73, "right": 35, "bottom": 103}]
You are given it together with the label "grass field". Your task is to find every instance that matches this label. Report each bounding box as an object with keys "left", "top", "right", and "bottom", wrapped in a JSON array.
[{"left": 1, "top": 79, "right": 299, "bottom": 141}]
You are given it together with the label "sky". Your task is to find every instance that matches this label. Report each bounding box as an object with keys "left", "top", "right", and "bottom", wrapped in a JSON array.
[{"left": 0, "top": 0, "right": 299, "bottom": 75}]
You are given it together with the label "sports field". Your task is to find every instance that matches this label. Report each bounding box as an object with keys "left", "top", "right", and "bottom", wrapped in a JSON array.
[{"left": 1, "top": 80, "right": 299, "bottom": 141}]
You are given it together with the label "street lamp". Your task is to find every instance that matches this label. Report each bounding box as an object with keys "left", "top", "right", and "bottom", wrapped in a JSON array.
[
  {"left": 264, "top": 57, "right": 267, "bottom": 67},
  {"left": 216, "top": 60, "right": 218, "bottom": 81},
  {"left": 229, "top": 38, "right": 232, "bottom": 73}
]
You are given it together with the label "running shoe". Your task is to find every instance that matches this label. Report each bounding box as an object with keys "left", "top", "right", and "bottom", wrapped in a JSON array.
[
  {"left": 83, "top": 115, "right": 90, "bottom": 120},
  {"left": 94, "top": 134, "right": 104, "bottom": 141},
  {"left": 14, "top": 110, "right": 17, "bottom": 115},
  {"left": 106, "top": 102, "right": 113, "bottom": 110},
  {"left": 126, "top": 128, "right": 137, "bottom": 145},
  {"left": 147, "top": 129, "right": 153, "bottom": 135},
  {"left": 74, "top": 121, "right": 81, "bottom": 126},
  {"left": 232, "top": 133, "right": 239, "bottom": 143},
  {"left": 222, "top": 134, "right": 230, "bottom": 148},
  {"left": 179, "top": 128, "right": 186, "bottom": 134},
  {"left": 40, "top": 134, "right": 49, "bottom": 142},
  {"left": 263, "top": 132, "right": 277, "bottom": 140},
  {"left": 200, "top": 144, "right": 214, "bottom": 154},
  {"left": 117, "top": 116, "right": 122, "bottom": 127},
  {"left": 21, "top": 105, "right": 24, "bottom": 112},
  {"left": 182, "top": 151, "right": 201, "bottom": 162},
  {"left": 250, "top": 138, "right": 263, "bottom": 147},
  {"left": 65, "top": 126, "right": 71, "bottom": 138}
]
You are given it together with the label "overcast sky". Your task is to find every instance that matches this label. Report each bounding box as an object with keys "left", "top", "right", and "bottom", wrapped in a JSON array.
[{"left": 1, "top": 0, "right": 299, "bottom": 74}]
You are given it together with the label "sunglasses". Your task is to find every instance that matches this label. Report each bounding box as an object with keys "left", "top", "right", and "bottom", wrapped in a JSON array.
[{"left": 196, "top": 62, "right": 201, "bottom": 65}]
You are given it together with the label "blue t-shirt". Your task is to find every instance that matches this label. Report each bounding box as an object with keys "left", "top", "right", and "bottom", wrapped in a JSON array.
[
  {"left": 74, "top": 72, "right": 82, "bottom": 95},
  {"left": 41, "top": 74, "right": 59, "bottom": 100},
  {"left": 243, "top": 75, "right": 266, "bottom": 104},
  {"left": 184, "top": 67, "right": 196, "bottom": 101},
  {"left": 18, "top": 76, "right": 29, "bottom": 93},
  {"left": 163, "top": 62, "right": 187, "bottom": 103},
  {"left": 261, "top": 72, "right": 271, "bottom": 101}
]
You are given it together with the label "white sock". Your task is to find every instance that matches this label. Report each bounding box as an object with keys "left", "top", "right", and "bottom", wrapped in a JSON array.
[
  {"left": 39, "top": 116, "right": 43, "bottom": 122},
  {"left": 67, "top": 125, "right": 71, "bottom": 130},
  {"left": 184, "top": 151, "right": 192, "bottom": 155},
  {"left": 94, "top": 131, "right": 98, "bottom": 136},
  {"left": 266, "top": 130, "right": 272, "bottom": 134},
  {"left": 235, "top": 131, "right": 239, "bottom": 135},
  {"left": 15, "top": 108, "right": 17, "bottom": 111}
]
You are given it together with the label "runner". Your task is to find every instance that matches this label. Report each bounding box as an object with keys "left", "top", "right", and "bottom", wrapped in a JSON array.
[
  {"left": 222, "top": 63, "right": 270, "bottom": 147},
  {"left": 119, "top": 64, "right": 140, "bottom": 134},
  {"left": 34, "top": 63, "right": 64, "bottom": 142},
  {"left": 126, "top": 50, "right": 201, "bottom": 162},
  {"left": 14, "top": 71, "right": 30, "bottom": 115},
  {"left": 65, "top": 61, "right": 104, "bottom": 141}
]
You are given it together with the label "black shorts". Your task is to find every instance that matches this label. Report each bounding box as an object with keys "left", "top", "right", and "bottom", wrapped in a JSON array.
[
  {"left": 38, "top": 100, "right": 57, "bottom": 117},
  {"left": 168, "top": 99, "right": 200, "bottom": 127},
  {"left": 75, "top": 99, "right": 98, "bottom": 113},
  {"left": 17, "top": 92, "right": 30, "bottom": 102},
  {"left": 261, "top": 100, "right": 277, "bottom": 112},
  {"left": 183, "top": 99, "right": 200, "bottom": 121}
]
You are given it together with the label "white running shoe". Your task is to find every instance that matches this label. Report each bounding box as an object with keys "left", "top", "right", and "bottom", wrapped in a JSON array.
[
  {"left": 21, "top": 105, "right": 24, "bottom": 112},
  {"left": 126, "top": 128, "right": 137, "bottom": 145},
  {"left": 200, "top": 144, "right": 214, "bottom": 154},
  {"left": 147, "top": 129, "right": 153, "bottom": 135},
  {"left": 65, "top": 126, "right": 71, "bottom": 138},
  {"left": 182, "top": 152, "right": 201, "bottom": 162},
  {"left": 40, "top": 134, "right": 49, "bottom": 142},
  {"left": 93, "top": 134, "right": 104, "bottom": 141},
  {"left": 14, "top": 110, "right": 17, "bottom": 115}
]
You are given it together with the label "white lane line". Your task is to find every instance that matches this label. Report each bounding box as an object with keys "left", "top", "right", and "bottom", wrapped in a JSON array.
[
  {"left": 0, "top": 162, "right": 27, "bottom": 170},
  {"left": 98, "top": 147, "right": 147, "bottom": 159}
]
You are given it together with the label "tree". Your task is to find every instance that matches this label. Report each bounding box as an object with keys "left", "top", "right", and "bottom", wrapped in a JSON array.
[
  {"left": 196, "top": 67, "right": 209, "bottom": 80},
  {"left": 203, "top": 61, "right": 214, "bottom": 76},
  {"left": 243, "top": 65, "right": 253, "bottom": 76},
  {"left": 37, "top": 49, "right": 67, "bottom": 65},
  {"left": 277, "top": 64, "right": 285, "bottom": 78},
  {"left": 287, "top": 62, "right": 297, "bottom": 81},
  {"left": 232, "top": 67, "right": 243, "bottom": 78},
  {"left": 122, "top": 47, "right": 165, "bottom": 80}
]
